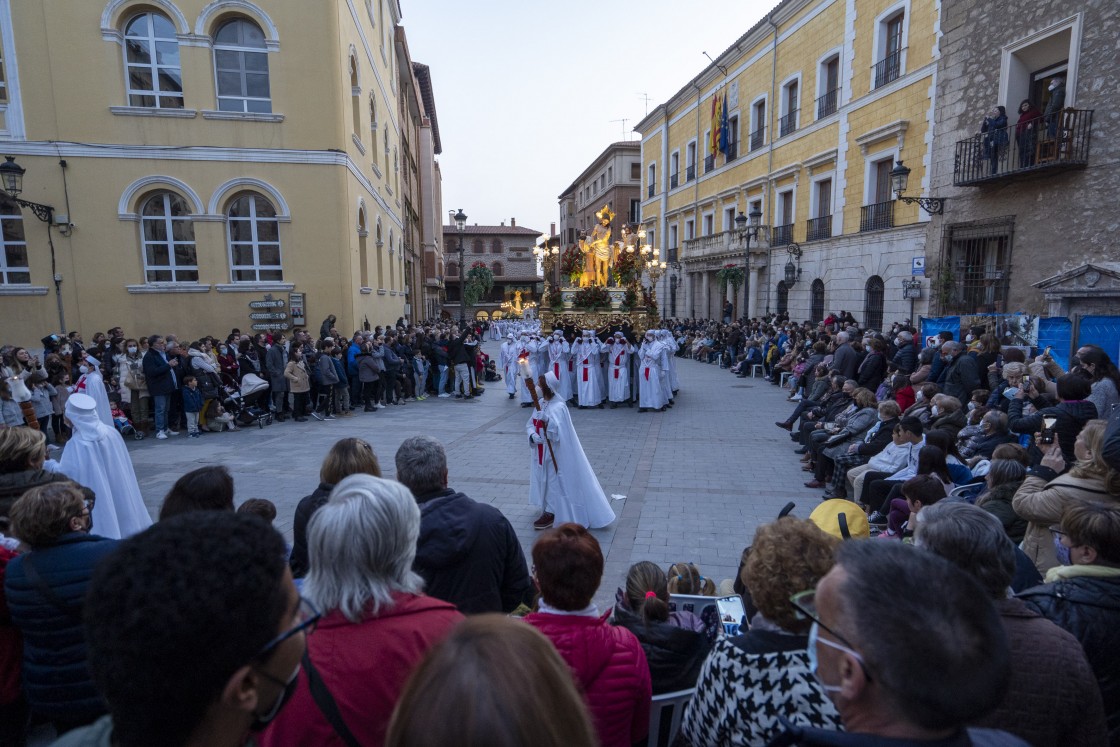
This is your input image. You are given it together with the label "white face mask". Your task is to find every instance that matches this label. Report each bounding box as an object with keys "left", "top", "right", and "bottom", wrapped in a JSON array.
[
  {"left": 127, "top": 347, "right": 138, "bottom": 354},
  {"left": 931, "top": 405, "right": 940, "bottom": 416},
  {"left": 967, "top": 401, "right": 977, "bottom": 411},
  {"left": 915, "top": 391, "right": 924, "bottom": 401},
  {"left": 78, "top": 365, "right": 89, "bottom": 374}
]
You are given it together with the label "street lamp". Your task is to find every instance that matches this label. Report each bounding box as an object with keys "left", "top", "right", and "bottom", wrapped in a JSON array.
[
  {"left": 784, "top": 243, "right": 802, "bottom": 286},
  {"left": 0, "top": 156, "right": 67, "bottom": 334},
  {"left": 735, "top": 204, "right": 763, "bottom": 318},
  {"left": 453, "top": 208, "right": 466, "bottom": 324},
  {"left": 889, "top": 160, "right": 945, "bottom": 215}
]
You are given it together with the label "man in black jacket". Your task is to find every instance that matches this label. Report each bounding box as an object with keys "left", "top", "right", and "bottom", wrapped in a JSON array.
[
  {"left": 395, "top": 436, "right": 532, "bottom": 614},
  {"left": 938, "top": 341, "right": 982, "bottom": 403}
]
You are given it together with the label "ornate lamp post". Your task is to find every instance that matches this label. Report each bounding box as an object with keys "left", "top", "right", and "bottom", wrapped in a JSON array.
[
  {"left": 889, "top": 160, "right": 945, "bottom": 215},
  {"left": 784, "top": 243, "right": 803, "bottom": 286},
  {"left": 0, "top": 156, "right": 67, "bottom": 334},
  {"left": 734, "top": 204, "right": 763, "bottom": 318},
  {"left": 453, "top": 208, "right": 466, "bottom": 323}
]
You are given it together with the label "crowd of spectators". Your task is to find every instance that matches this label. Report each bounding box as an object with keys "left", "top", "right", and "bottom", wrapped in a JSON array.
[{"left": 0, "top": 310, "right": 1119, "bottom": 746}]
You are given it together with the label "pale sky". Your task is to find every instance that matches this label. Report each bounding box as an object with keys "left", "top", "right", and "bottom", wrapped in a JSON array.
[{"left": 401, "top": 0, "right": 774, "bottom": 238}]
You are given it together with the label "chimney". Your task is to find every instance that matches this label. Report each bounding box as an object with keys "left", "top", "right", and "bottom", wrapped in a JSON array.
[
  {"left": 550, "top": 222, "right": 556, "bottom": 236},
  {"left": 447, "top": 210, "right": 455, "bottom": 225},
  {"left": 500, "top": 220, "right": 505, "bottom": 226},
  {"left": 511, "top": 217, "right": 516, "bottom": 227}
]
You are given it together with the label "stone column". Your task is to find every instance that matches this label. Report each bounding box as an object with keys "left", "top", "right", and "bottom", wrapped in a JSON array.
[{"left": 747, "top": 266, "right": 760, "bottom": 319}]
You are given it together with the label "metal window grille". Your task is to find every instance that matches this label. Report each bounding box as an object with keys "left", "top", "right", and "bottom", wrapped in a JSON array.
[
  {"left": 864, "top": 276, "right": 885, "bottom": 331},
  {"left": 811, "top": 279, "right": 825, "bottom": 323},
  {"left": 937, "top": 218, "right": 1014, "bottom": 315}
]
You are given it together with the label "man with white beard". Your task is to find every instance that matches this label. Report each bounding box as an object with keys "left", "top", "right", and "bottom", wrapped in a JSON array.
[
  {"left": 500, "top": 333, "right": 519, "bottom": 399},
  {"left": 606, "top": 332, "right": 634, "bottom": 408},
  {"left": 545, "top": 330, "right": 573, "bottom": 402},
  {"left": 572, "top": 330, "right": 604, "bottom": 409},
  {"left": 637, "top": 330, "right": 668, "bottom": 412}
]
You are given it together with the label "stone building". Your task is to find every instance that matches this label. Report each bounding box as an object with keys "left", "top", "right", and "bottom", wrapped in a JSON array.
[
  {"left": 926, "top": 0, "right": 1118, "bottom": 320},
  {"left": 413, "top": 63, "right": 445, "bottom": 321},
  {"left": 0, "top": 0, "right": 445, "bottom": 346},
  {"left": 443, "top": 218, "right": 544, "bottom": 321},
  {"left": 636, "top": 0, "right": 939, "bottom": 328},
  {"left": 557, "top": 141, "right": 642, "bottom": 247}
]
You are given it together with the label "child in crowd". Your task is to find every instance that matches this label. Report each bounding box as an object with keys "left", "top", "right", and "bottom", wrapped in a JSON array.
[
  {"left": 666, "top": 562, "right": 716, "bottom": 596},
  {"left": 26, "top": 373, "right": 56, "bottom": 442},
  {"left": 204, "top": 400, "right": 239, "bottom": 432},
  {"left": 182, "top": 375, "right": 203, "bottom": 438},
  {"left": 0, "top": 380, "right": 24, "bottom": 427},
  {"left": 331, "top": 348, "right": 352, "bottom": 416}
]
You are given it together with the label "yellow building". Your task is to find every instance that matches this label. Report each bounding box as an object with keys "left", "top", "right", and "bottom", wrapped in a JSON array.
[
  {"left": 637, "top": 0, "right": 938, "bottom": 328},
  {"left": 0, "top": 0, "right": 440, "bottom": 346}
]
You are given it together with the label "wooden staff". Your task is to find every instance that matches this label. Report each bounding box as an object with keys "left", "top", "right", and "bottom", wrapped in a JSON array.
[{"left": 520, "top": 358, "right": 558, "bottom": 470}]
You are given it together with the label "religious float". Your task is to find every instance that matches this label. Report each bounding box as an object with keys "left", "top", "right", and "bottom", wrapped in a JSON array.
[{"left": 535, "top": 206, "right": 666, "bottom": 334}]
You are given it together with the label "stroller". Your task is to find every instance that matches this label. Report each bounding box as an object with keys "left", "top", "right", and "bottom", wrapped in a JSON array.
[
  {"left": 111, "top": 406, "right": 144, "bottom": 440},
  {"left": 221, "top": 372, "right": 274, "bottom": 428}
]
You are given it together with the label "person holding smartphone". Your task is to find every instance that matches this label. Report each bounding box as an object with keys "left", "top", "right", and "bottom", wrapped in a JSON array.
[{"left": 1009, "top": 374, "right": 1097, "bottom": 467}]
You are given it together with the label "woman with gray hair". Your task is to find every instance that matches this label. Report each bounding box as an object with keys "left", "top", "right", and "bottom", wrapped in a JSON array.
[{"left": 258, "top": 475, "right": 463, "bottom": 747}]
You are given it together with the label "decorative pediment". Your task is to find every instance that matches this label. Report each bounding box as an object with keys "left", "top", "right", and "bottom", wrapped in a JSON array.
[
  {"left": 1033, "top": 263, "right": 1120, "bottom": 296},
  {"left": 803, "top": 148, "right": 838, "bottom": 175},
  {"left": 855, "top": 120, "right": 908, "bottom": 156}
]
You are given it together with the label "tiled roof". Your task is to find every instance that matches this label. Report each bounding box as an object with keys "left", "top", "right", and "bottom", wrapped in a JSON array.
[{"left": 442, "top": 225, "right": 544, "bottom": 236}]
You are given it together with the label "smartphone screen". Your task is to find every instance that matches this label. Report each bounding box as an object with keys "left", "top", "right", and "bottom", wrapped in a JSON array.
[
  {"left": 716, "top": 595, "right": 747, "bottom": 636},
  {"left": 1043, "top": 416, "right": 1058, "bottom": 430}
]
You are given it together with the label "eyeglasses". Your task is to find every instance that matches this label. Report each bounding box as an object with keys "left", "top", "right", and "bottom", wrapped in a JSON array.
[
  {"left": 254, "top": 596, "right": 321, "bottom": 662},
  {"left": 790, "top": 589, "right": 873, "bottom": 682}
]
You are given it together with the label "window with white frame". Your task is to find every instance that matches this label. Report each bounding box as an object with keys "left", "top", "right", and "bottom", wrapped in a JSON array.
[
  {"left": 227, "top": 192, "right": 282, "bottom": 282},
  {"left": 686, "top": 141, "right": 697, "bottom": 181},
  {"left": 629, "top": 199, "right": 640, "bottom": 224},
  {"left": 685, "top": 218, "right": 695, "bottom": 240},
  {"left": 140, "top": 192, "right": 197, "bottom": 283},
  {"left": 123, "top": 13, "right": 183, "bottom": 109},
  {"left": 630, "top": 162, "right": 641, "bottom": 180},
  {"left": 873, "top": 9, "right": 906, "bottom": 89},
  {"left": 724, "top": 206, "right": 736, "bottom": 231},
  {"left": 0, "top": 196, "right": 27, "bottom": 284},
  {"left": 670, "top": 151, "right": 680, "bottom": 186},
  {"left": 750, "top": 98, "right": 767, "bottom": 151},
  {"left": 780, "top": 78, "right": 800, "bottom": 137},
  {"left": 669, "top": 224, "right": 678, "bottom": 249},
  {"left": 647, "top": 163, "right": 656, "bottom": 194},
  {"left": 817, "top": 54, "right": 840, "bottom": 119},
  {"left": 213, "top": 18, "right": 271, "bottom": 113},
  {"left": 607, "top": 166, "right": 613, "bottom": 184},
  {"left": 702, "top": 213, "right": 714, "bottom": 236},
  {"left": 999, "top": 17, "right": 1080, "bottom": 122}
]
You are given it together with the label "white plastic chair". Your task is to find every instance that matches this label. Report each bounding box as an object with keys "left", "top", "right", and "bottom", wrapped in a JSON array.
[
  {"left": 750, "top": 364, "right": 764, "bottom": 378},
  {"left": 646, "top": 688, "right": 695, "bottom": 747}
]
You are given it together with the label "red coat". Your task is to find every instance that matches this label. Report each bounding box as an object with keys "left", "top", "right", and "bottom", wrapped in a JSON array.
[
  {"left": 259, "top": 592, "right": 462, "bottom": 747},
  {"left": 526, "top": 611, "right": 652, "bottom": 747},
  {"left": 0, "top": 547, "right": 21, "bottom": 706},
  {"left": 895, "top": 385, "right": 915, "bottom": 412}
]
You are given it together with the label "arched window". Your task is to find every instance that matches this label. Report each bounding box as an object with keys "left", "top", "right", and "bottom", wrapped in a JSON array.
[
  {"left": 811, "top": 279, "right": 825, "bottom": 323},
  {"left": 447, "top": 261, "right": 458, "bottom": 277},
  {"left": 375, "top": 220, "right": 384, "bottom": 287},
  {"left": 141, "top": 192, "right": 197, "bottom": 283},
  {"left": 0, "top": 195, "right": 28, "bottom": 285},
  {"left": 472, "top": 239, "right": 485, "bottom": 254},
  {"left": 491, "top": 261, "right": 503, "bottom": 276},
  {"left": 124, "top": 13, "right": 183, "bottom": 109},
  {"left": 490, "top": 238, "right": 503, "bottom": 254},
  {"left": 227, "top": 192, "right": 282, "bottom": 282},
  {"left": 864, "top": 275, "right": 885, "bottom": 331},
  {"left": 776, "top": 280, "right": 789, "bottom": 315},
  {"left": 357, "top": 208, "right": 369, "bottom": 289},
  {"left": 349, "top": 55, "right": 361, "bottom": 137},
  {"left": 369, "top": 93, "right": 378, "bottom": 132},
  {"left": 213, "top": 18, "right": 271, "bottom": 113}
]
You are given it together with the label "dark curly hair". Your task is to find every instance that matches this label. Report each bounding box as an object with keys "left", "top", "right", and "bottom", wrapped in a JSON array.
[
  {"left": 84, "top": 513, "right": 289, "bottom": 747},
  {"left": 743, "top": 517, "right": 838, "bottom": 633}
]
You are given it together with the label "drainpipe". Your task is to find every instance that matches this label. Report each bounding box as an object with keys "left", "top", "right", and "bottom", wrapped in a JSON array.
[
  {"left": 693, "top": 81, "right": 703, "bottom": 317},
  {"left": 765, "top": 13, "right": 779, "bottom": 316}
]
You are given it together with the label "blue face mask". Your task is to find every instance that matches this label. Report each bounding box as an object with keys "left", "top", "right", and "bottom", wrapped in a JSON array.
[
  {"left": 1053, "top": 533, "right": 1072, "bottom": 566},
  {"left": 806, "top": 622, "right": 842, "bottom": 693}
]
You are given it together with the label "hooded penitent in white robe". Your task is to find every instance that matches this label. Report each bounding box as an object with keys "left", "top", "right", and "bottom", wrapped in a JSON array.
[
  {"left": 527, "top": 373, "right": 614, "bottom": 528},
  {"left": 546, "top": 336, "right": 573, "bottom": 402},
  {"left": 501, "top": 338, "right": 519, "bottom": 396},
  {"left": 660, "top": 331, "right": 682, "bottom": 394},
  {"left": 74, "top": 360, "right": 113, "bottom": 428},
  {"left": 638, "top": 337, "right": 668, "bottom": 411},
  {"left": 573, "top": 337, "right": 603, "bottom": 407},
  {"left": 606, "top": 339, "right": 633, "bottom": 403},
  {"left": 517, "top": 338, "right": 534, "bottom": 404},
  {"left": 58, "top": 393, "right": 152, "bottom": 540}
]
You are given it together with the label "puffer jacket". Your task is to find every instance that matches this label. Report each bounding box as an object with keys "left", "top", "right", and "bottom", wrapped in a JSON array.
[
  {"left": 975, "top": 480, "right": 1027, "bottom": 544},
  {"left": 610, "top": 600, "right": 711, "bottom": 694},
  {"left": 1018, "top": 567, "right": 1120, "bottom": 740},
  {"left": 1011, "top": 471, "right": 1117, "bottom": 573},
  {"left": 289, "top": 482, "right": 333, "bottom": 578},
  {"left": 526, "top": 611, "right": 652, "bottom": 747},
  {"left": 357, "top": 352, "right": 379, "bottom": 383},
  {"left": 928, "top": 408, "right": 968, "bottom": 440},
  {"left": 1008, "top": 398, "right": 1098, "bottom": 467},
  {"left": 890, "top": 341, "right": 917, "bottom": 374},
  {"left": 4, "top": 533, "right": 119, "bottom": 720},
  {"left": 0, "top": 469, "right": 73, "bottom": 528}
]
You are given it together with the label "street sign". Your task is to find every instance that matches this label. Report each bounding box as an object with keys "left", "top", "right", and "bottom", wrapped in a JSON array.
[
  {"left": 911, "top": 257, "right": 926, "bottom": 276},
  {"left": 251, "top": 322, "right": 290, "bottom": 331},
  {"left": 249, "top": 312, "right": 288, "bottom": 320},
  {"left": 249, "top": 299, "right": 286, "bottom": 309},
  {"left": 289, "top": 292, "right": 305, "bottom": 326}
]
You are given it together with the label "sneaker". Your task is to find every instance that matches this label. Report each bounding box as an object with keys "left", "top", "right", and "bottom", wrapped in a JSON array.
[
  {"left": 438, "top": 393, "right": 451, "bottom": 398},
  {"left": 868, "top": 511, "right": 888, "bottom": 526},
  {"left": 876, "top": 529, "right": 900, "bottom": 540},
  {"left": 375, "top": 403, "right": 385, "bottom": 409},
  {"left": 533, "top": 512, "right": 555, "bottom": 530},
  {"left": 325, "top": 413, "right": 337, "bottom": 420},
  {"left": 311, "top": 411, "right": 325, "bottom": 421},
  {"left": 789, "top": 393, "right": 803, "bottom": 401},
  {"left": 166, "top": 428, "right": 180, "bottom": 436},
  {"left": 190, "top": 432, "right": 200, "bottom": 439},
  {"left": 156, "top": 430, "right": 168, "bottom": 440}
]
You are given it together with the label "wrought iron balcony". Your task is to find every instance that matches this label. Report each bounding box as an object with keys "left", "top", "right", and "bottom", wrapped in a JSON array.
[
  {"left": 953, "top": 108, "right": 1093, "bottom": 186},
  {"left": 860, "top": 201, "right": 894, "bottom": 232},
  {"left": 772, "top": 223, "right": 794, "bottom": 246},
  {"left": 670, "top": 172, "right": 679, "bottom": 189},
  {"left": 872, "top": 49, "right": 902, "bottom": 89},
  {"left": 648, "top": 183, "right": 655, "bottom": 198},
  {"left": 779, "top": 110, "right": 799, "bottom": 138},
  {"left": 704, "top": 154, "right": 714, "bottom": 173},
  {"left": 686, "top": 164, "right": 696, "bottom": 182},
  {"left": 667, "top": 246, "right": 678, "bottom": 264},
  {"left": 806, "top": 215, "right": 832, "bottom": 242},
  {"left": 750, "top": 127, "right": 765, "bottom": 152},
  {"left": 726, "top": 140, "right": 738, "bottom": 162},
  {"left": 816, "top": 88, "right": 839, "bottom": 119}
]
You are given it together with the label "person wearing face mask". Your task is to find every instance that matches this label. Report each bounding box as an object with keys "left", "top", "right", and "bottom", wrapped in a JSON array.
[
  {"left": 1014, "top": 99, "right": 1044, "bottom": 168},
  {"left": 1042, "top": 77, "right": 1065, "bottom": 138},
  {"left": 49, "top": 512, "right": 310, "bottom": 747},
  {"left": 114, "top": 339, "right": 148, "bottom": 433},
  {"left": 637, "top": 331, "right": 667, "bottom": 413},
  {"left": 4, "top": 481, "right": 116, "bottom": 736},
  {"left": 936, "top": 341, "right": 982, "bottom": 404},
  {"left": 72, "top": 354, "right": 113, "bottom": 429}
]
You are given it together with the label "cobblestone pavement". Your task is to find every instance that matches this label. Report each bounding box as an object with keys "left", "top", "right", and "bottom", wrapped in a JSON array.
[{"left": 123, "top": 340, "right": 809, "bottom": 607}]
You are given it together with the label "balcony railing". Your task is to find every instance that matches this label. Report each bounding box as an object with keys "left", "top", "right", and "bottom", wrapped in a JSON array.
[
  {"left": 726, "top": 140, "right": 738, "bottom": 162},
  {"left": 779, "top": 110, "right": 799, "bottom": 137},
  {"left": 816, "top": 88, "right": 839, "bottom": 119},
  {"left": 772, "top": 223, "right": 794, "bottom": 246},
  {"left": 750, "top": 127, "right": 765, "bottom": 152},
  {"left": 686, "top": 164, "right": 696, "bottom": 182},
  {"left": 704, "top": 154, "right": 714, "bottom": 173},
  {"left": 872, "top": 49, "right": 903, "bottom": 89},
  {"left": 953, "top": 108, "right": 1093, "bottom": 186},
  {"left": 682, "top": 231, "right": 737, "bottom": 259},
  {"left": 670, "top": 172, "right": 679, "bottom": 189},
  {"left": 806, "top": 215, "right": 832, "bottom": 241},
  {"left": 648, "top": 183, "right": 655, "bottom": 198},
  {"left": 668, "top": 246, "right": 679, "bottom": 264},
  {"left": 860, "top": 201, "right": 894, "bottom": 232}
]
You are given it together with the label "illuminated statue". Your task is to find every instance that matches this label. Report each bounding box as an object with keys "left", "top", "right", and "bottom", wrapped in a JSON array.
[
  {"left": 579, "top": 205, "right": 614, "bottom": 287},
  {"left": 512, "top": 289, "right": 523, "bottom": 315}
]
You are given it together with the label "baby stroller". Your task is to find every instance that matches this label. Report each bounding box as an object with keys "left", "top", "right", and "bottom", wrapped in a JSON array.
[
  {"left": 222, "top": 372, "right": 274, "bottom": 428},
  {"left": 112, "top": 410, "right": 145, "bottom": 440}
]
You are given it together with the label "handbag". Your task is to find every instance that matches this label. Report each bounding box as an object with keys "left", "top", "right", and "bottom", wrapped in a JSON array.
[{"left": 301, "top": 649, "right": 362, "bottom": 747}]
